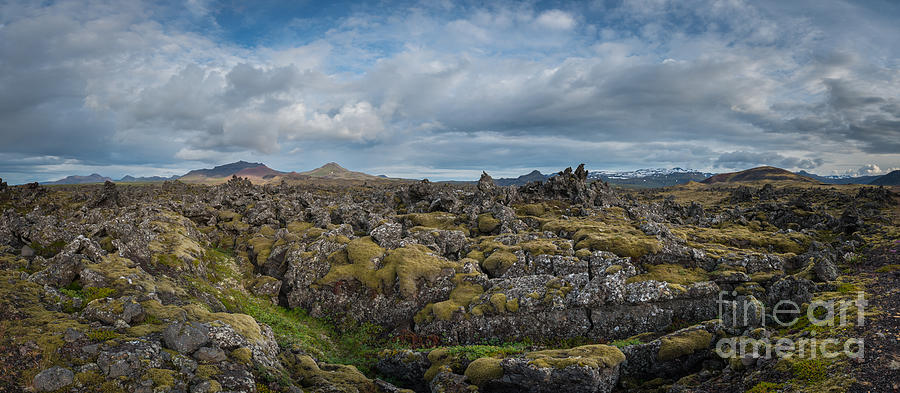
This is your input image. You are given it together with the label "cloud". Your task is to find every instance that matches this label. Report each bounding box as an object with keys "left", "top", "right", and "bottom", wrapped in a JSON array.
[
  {"left": 535, "top": 10, "right": 576, "bottom": 30},
  {"left": 852, "top": 164, "right": 900, "bottom": 176},
  {"left": 0, "top": 0, "right": 898, "bottom": 182},
  {"left": 715, "top": 151, "right": 825, "bottom": 170}
]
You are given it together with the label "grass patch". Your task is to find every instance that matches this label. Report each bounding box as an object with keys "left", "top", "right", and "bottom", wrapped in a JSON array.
[{"left": 611, "top": 337, "right": 644, "bottom": 348}]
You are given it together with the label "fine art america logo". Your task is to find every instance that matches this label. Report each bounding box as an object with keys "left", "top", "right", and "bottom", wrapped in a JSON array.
[{"left": 715, "top": 291, "right": 866, "bottom": 360}]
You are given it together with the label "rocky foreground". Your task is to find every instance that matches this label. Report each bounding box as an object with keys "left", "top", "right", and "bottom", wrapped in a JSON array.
[{"left": 0, "top": 167, "right": 898, "bottom": 393}]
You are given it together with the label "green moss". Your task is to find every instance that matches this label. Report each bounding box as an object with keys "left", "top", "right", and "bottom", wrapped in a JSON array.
[
  {"left": 516, "top": 203, "right": 546, "bottom": 217},
  {"left": 424, "top": 349, "right": 453, "bottom": 381},
  {"left": 144, "top": 368, "right": 175, "bottom": 388},
  {"left": 287, "top": 221, "right": 314, "bottom": 233},
  {"left": 83, "top": 287, "right": 116, "bottom": 302},
  {"left": 231, "top": 347, "right": 253, "bottom": 364},
  {"left": 402, "top": 212, "right": 467, "bottom": 233},
  {"left": 196, "top": 364, "right": 220, "bottom": 379},
  {"left": 319, "top": 244, "right": 458, "bottom": 298},
  {"left": 526, "top": 345, "right": 625, "bottom": 369},
  {"left": 605, "top": 265, "right": 623, "bottom": 274},
  {"left": 505, "top": 298, "right": 519, "bottom": 313},
  {"left": 418, "top": 275, "right": 484, "bottom": 322},
  {"left": 466, "top": 250, "right": 485, "bottom": 262},
  {"left": 519, "top": 239, "right": 561, "bottom": 255},
  {"left": 789, "top": 358, "right": 828, "bottom": 383},
  {"left": 626, "top": 264, "right": 709, "bottom": 286},
  {"left": 542, "top": 213, "right": 661, "bottom": 258},
  {"left": 489, "top": 293, "right": 507, "bottom": 313},
  {"left": 673, "top": 223, "right": 810, "bottom": 254},
  {"left": 575, "top": 233, "right": 661, "bottom": 258},
  {"left": 746, "top": 382, "right": 784, "bottom": 393},
  {"left": 750, "top": 271, "right": 777, "bottom": 282},
  {"left": 875, "top": 264, "right": 900, "bottom": 273},
  {"left": 74, "top": 370, "right": 104, "bottom": 386},
  {"left": 258, "top": 225, "right": 276, "bottom": 237},
  {"left": 86, "top": 329, "right": 119, "bottom": 341},
  {"left": 657, "top": 329, "right": 713, "bottom": 361},
  {"left": 248, "top": 236, "right": 274, "bottom": 266},
  {"left": 477, "top": 214, "right": 500, "bottom": 234},
  {"left": 284, "top": 354, "right": 375, "bottom": 391},
  {"left": 482, "top": 251, "right": 517, "bottom": 276},
  {"left": 346, "top": 236, "right": 385, "bottom": 265},
  {"left": 464, "top": 357, "right": 503, "bottom": 385}
]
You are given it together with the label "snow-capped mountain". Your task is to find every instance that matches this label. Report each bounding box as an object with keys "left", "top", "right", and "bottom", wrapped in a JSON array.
[{"left": 588, "top": 167, "right": 713, "bottom": 180}]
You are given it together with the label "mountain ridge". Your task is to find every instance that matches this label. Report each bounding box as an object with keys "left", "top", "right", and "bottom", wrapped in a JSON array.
[{"left": 703, "top": 166, "right": 820, "bottom": 184}]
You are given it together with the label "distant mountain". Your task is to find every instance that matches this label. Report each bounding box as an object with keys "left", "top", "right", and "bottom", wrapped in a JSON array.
[
  {"left": 180, "top": 161, "right": 267, "bottom": 180},
  {"left": 43, "top": 173, "right": 112, "bottom": 185},
  {"left": 869, "top": 170, "right": 900, "bottom": 186},
  {"left": 794, "top": 171, "right": 880, "bottom": 185},
  {"left": 118, "top": 175, "right": 180, "bottom": 183},
  {"left": 703, "top": 166, "right": 820, "bottom": 184},
  {"left": 495, "top": 170, "right": 551, "bottom": 186},
  {"left": 296, "top": 162, "right": 382, "bottom": 180},
  {"left": 590, "top": 168, "right": 713, "bottom": 188}
]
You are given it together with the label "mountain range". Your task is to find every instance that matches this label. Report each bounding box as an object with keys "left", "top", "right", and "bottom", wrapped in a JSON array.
[
  {"left": 44, "top": 161, "right": 387, "bottom": 185},
  {"left": 39, "top": 162, "right": 900, "bottom": 187}
]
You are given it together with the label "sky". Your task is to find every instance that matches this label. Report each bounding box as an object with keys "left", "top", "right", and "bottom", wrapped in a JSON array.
[{"left": 1, "top": 0, "right": 899, "bottom": 184}]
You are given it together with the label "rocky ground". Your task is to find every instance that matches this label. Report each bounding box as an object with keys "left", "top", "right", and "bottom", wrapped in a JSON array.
[{"left": 0, "top": 166, "right": 897, "bottom": 393}]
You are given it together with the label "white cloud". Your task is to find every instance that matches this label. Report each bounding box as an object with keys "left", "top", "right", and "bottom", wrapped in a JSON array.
[{"left": 535, "top": 10, "right": 576, "bottom": 30}]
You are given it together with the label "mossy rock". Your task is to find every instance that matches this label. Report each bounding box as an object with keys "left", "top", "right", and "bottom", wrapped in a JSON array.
[
  {"left": 285, "top": 354, "right": 376, "bottom": 391},
  {"left": 417, "top": 275, "right": 484, "bottom": 322},
  {"left": 345, "top": 236, "right": 385, "bottom": 265},
  {"left": 248, "top": 236, "right": 274, "bottom": 266},
  {"left": 505, "top": 297, "right": 519, "bottom": 312},
  {"left": 482, "top": 251, "right": 517, "bottom": 277},
  {"left": 402, "top": 212, "right": 467, "bottom": 234},
  {"left": 231, "top": 347, "right": 253, "bottom": 364},
  {"left": 657, "top": 329, "right": 713, "bottom": 361},
  {"left": 319, "top": 244, "right": 458, "bottom": 298},
  {"left": 464, "top": 357, "right": 503, "bottom": 385},
  {"left": 144, "top": 368, "right": 175, "bottom": 388},
  {"left": 673, "top": 223, "right": 810, "bottom": 254},
  {"left": 424, "top": 348, "right": 461, "bottom": 382},
  {"left": 626, "top": 264, "right": 709, "bottom": 286},
  {"left": 489, "top": 293, "right": 507, "bottom": 313},
  {"left": 519, "top": 238, "right": 562, "bottom": 256},
  {"left": 477, "top": 214, "right": 500, "bottom": 234},
  {"left": 196, "top": 364, "right": 220, "bottom": 379},
  {"left": 516, "top": 203, "right": 546, "bottom": 217},
  {"left": 526, "top": 345, "right": 625, "bottom": 369}
]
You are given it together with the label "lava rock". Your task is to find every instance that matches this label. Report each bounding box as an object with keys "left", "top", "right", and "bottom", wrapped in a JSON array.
[
  {"left": 163, "top": 321, "right": 210, "bottom": 354},
  {"left": 32, "top": 366, "right": 74, "bottom": 392}
]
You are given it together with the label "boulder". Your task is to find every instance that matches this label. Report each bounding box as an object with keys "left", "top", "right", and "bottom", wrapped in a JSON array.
[
  {"left": 33, "top": 366, "right": 74, "bottom": 392},
  {"left": 163, "top": 321, "right": 210, "bottom": 354},
  {"left": 475, "top": 345, "right": 624, "bottom": 393},
  {"left": 193, "top": 346, "right": 227, "bottom": 363}
]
